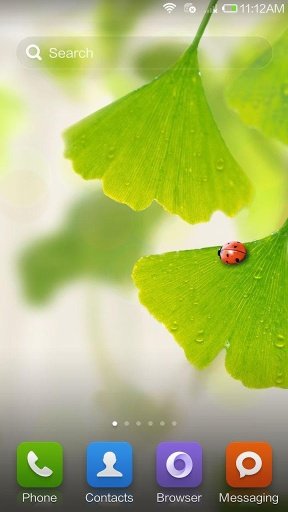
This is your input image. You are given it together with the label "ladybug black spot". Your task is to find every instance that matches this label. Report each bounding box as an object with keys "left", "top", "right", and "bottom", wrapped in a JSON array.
[
  {"left": 236, "top": 258, "right": 240, "bottom": 263},
  {"left": 234, "top": 245, "right": 237, "bottom": 248}
]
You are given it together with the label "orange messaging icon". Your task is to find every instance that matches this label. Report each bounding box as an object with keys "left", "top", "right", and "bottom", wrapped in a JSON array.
[{"left": 226, "top": 442, "right": 272, "bottom": 488}]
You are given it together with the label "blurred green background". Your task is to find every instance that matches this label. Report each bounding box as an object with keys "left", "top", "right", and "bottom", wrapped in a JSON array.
[{"left": 0, "top": 0, "right": 287, "bottom": 507}]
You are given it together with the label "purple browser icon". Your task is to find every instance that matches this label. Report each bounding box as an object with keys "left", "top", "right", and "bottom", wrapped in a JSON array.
[{"left": 156, "top": 442, "right": 203, "bottom": 488}]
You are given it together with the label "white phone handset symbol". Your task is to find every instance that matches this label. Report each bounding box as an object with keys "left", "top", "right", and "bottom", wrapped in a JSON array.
[{"left": 27, "top": 451, "right": 53, "bottom": 478}]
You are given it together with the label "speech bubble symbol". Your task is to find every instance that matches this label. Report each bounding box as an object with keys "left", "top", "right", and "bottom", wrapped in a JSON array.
[{"left": 236, "top": 451, "right": 263, "bottom": 478}]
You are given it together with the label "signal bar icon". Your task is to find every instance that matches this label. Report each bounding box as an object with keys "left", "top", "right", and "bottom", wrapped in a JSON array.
[{"left": 163, "top": 3, "right": 177, "bottom": 14}]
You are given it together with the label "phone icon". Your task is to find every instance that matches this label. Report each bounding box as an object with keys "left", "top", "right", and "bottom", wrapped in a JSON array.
[
  {"left": 17, "top": 442, "right": 63, "bottom": 488},
  {"left": 27, "top": 450, "right": 53, "bottom": 478}
]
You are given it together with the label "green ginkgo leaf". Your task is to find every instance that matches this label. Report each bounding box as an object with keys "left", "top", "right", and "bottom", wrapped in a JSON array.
[
  {"left": 228, "top": 28, "right": 288, "bottom": 145},
  {"left": 133, "top": 218, "right": 288, "bottom": 389},
  {"left": 64, "top": 2, "right": 252, "bottom": 224},
  {"left": 19, "top": 191, "right": 161, "bottom": 303}
]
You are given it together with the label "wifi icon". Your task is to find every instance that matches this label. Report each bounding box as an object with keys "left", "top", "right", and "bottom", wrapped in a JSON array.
[{"left": 163, "top": 2, "right": 177, "bottom": 14}]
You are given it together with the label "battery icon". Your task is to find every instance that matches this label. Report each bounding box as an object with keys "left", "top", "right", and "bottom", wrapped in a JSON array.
[{"left": 222, "top": 4, "right": 238, "bottom": 13}]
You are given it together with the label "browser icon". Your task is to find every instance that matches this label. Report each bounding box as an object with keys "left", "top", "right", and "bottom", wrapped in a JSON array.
[{"left": 156, "top": 442, "right": 203, "bottom": 488}]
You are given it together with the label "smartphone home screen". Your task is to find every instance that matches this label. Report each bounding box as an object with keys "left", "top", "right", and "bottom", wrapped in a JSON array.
[{"left": 1, "top": 0, "right": 287, "bottom": 510}]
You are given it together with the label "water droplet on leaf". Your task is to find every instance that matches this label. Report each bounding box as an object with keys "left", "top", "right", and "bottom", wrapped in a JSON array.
[
  {"left": 276, "top": 375, "right": 284, "bottom": 385},
  {"left": 274, "top": 339, "right": 285, "bottom": 349},
  {"left": 171, "top": 321, "right": 178, "bottom": 332},
  {"left": 282, "top": 83, "right": 288, "bottom": 97},
  {"left": 79, "top": 135, "right": 87, "bottom": 148},
  {"left": 216, "top": 158, "right": 224, "bottom": 171}
]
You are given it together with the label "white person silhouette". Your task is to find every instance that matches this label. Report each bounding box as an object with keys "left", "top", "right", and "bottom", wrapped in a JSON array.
[{"left": 97, "top": 451, "right": 123, "bottom": 477}]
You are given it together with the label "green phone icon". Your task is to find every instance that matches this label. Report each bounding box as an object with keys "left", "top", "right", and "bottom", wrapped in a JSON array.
[{"left": 17, "top": 442, "right": 63, "bottom": 488}]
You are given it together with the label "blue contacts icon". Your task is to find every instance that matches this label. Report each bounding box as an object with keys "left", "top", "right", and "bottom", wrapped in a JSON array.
[{"left": 87, "top": 442, "right": 133, "bottom": 488}]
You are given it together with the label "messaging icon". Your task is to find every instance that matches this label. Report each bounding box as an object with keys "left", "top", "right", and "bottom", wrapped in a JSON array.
[
  {"left": 226, "top": 442, "right": 272, "bottom": 488},
  {"left": 236, "top": 451, "right": 262, "bottom": 478}
]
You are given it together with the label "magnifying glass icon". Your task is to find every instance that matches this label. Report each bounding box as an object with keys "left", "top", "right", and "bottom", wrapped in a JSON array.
[{"left": 25, "top": 44, "right": 42, "bottom": 61}]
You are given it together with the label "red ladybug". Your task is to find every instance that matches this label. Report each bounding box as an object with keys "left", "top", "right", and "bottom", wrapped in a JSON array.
[{"left": 218, "top": 241, "right": 247, "bottom": 265}]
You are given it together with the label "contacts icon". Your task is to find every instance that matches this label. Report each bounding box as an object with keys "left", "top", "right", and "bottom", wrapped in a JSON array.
[
  {"left": 87, "top": 442, "right": 133, "bottom": 488},
  {"left": 97, "top": 451, "right": 123, "bottom": 478}
]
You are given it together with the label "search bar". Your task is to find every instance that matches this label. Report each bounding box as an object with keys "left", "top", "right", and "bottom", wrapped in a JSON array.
[
  {"left": 18, "top": 37, "right": 97, "bottom": 68},
  {"left": 26, "top": 44, "right": 94, "bottom": 62},
  {"left": 17, "top": 36, "right": 272, "bottom": 70}
]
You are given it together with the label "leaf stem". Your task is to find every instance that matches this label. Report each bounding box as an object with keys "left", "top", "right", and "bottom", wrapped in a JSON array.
[
  {"left": 280, "top": 217, "right": 288, "bottom": 233},
  {"left": 191, "top": 0, "right": 219, "bottom": 50}
]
